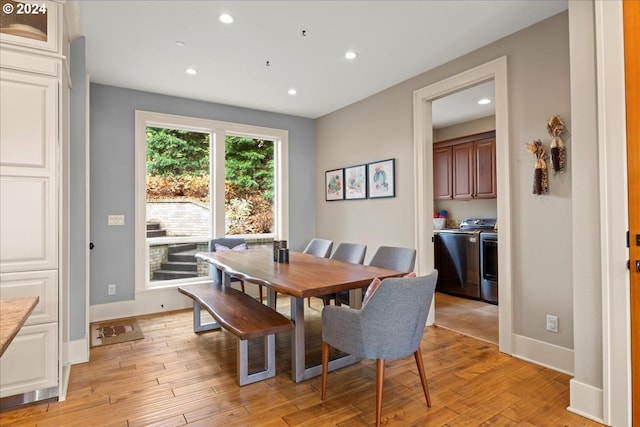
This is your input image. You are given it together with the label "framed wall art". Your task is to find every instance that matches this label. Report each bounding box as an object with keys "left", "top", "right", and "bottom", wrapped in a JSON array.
[
  {"left": 367, "top": 158, "right": 395, "bottom": 198},
  {"left": 344, "top": 164, "right": 367, "bottom": 200},
  {"left": 325, "top": 168, "right": 344, "bottom": 201}
]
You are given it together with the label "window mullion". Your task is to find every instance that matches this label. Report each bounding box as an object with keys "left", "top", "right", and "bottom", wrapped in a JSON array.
[{"left": 211, "top": 129, "right": 226, "bottom": 238}]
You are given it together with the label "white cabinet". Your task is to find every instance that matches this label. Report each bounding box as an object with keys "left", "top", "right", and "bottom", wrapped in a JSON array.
[
  {"left": 0, "top": 323, "right": 58, "bottom": 397},
  {"left": 0, "top": 0, "right": 67, "bottom": 404},
  {"left": 0, "top": 70, "right": 58, "bottom": 273}
]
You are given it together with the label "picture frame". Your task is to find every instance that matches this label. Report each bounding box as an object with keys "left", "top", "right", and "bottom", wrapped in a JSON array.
[
  {"left": 344, "top": 164, "right": 367, "bottom": 200},
  {"left": 325, "top": 168, "right": 344, "bottom": 201},
  {"left": 367, "top": 158, "right": 395, "bottom": 198}
]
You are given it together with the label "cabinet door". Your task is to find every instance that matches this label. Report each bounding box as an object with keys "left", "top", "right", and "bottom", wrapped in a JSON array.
[
  {"left": 474, "top": 138, "right": 497, "bottom": 198},
  {"left": 0, "top": 0, "right": 60, "bottom": 54},
  {"left": 0, "top": 322, "right": 58, "bottom": 397},
  {"left": 433, "top": 146, "right": 452, "bottom": 200},
  {"left": 0, "top": 70, "right": 58, "bottom": 273},
  {"left": 452, "top": 142, "right": 474, "bottom": 199},
  {"left": 0, "top": 270, "right": 58, "bottom": 325}
]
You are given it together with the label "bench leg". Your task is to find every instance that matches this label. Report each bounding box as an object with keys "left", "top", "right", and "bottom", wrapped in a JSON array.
[
  {"left": 192, "top": 302, "right": 221, "bottom": 333},
  {"left": 237, "top": 334, "right": 276, "bottom": 386}
]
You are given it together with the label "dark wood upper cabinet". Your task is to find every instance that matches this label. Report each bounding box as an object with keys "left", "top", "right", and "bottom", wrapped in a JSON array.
[
  {"left": 453, "top": 141, "right": 475, "bottom": 199},
  {"left": 433, "top": 131, "right": 496, "bottom": 200},
  {"left": 433, "top": 146, "right": 453, "bottom": 200},
  {"left": 474, "top": 138, "right": 497, "bottom": 198}
]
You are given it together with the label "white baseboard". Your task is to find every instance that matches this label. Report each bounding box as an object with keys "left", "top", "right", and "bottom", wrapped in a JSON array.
[
  {"left": 68, "top": 337, "right": 89, "bottom": 365},
  {"left": 90, "top": 287, "right": 193, "bottom": 322},
  {"left": 567, "top": 379, "right": 605, "bottom": 424},
  {"left": 511, "top": 333, "right": 574, "bottom": 375}
]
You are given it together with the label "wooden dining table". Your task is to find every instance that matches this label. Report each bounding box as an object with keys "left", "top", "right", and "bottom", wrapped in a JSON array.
[
  {"left": 0, "top": 296, "right": 39, "bottom": 357},
  {"left": 195, "top": 248, "right": 406, "bottom": 382}
]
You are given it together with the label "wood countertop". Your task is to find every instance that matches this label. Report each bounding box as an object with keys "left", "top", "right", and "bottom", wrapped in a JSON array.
[{"left": 0, "top": 296, "right": 39, "bottom": 357}]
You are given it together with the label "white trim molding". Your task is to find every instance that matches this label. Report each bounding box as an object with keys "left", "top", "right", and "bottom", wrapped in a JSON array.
[
  {"left": 90, "top": 287, "right": 193, "bottom": 322},
  {"left": 511, "top": 333, "right": 574, "bottom": 375},
  {"left": 413, "top": 56, "right": 512, "bottom": 353},
  {"left": 67, "top": 337, "right": 89, "bottom": 365},
  {"left": 569, "top": 379, "right": 605, "bottom": 425},
  {"left": 594, "top": 1, "right": 631, "bottom": 425}
]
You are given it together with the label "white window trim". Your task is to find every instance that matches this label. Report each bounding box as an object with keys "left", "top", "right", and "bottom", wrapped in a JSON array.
[{"left": 134, "top": 110, "right": 289, "bottom": 293}]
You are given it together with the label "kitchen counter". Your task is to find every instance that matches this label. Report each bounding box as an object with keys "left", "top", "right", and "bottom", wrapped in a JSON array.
[{"left": 0, "top": 297, "right": 39, "bottom": 357}]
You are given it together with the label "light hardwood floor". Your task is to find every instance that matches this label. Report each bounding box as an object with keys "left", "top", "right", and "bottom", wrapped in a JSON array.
[
  {"left": 434, "top": 292, "right": 499, "bottom": 344},
  {"left": 0, "top": 298, "right": 602, "bottom": 426}
]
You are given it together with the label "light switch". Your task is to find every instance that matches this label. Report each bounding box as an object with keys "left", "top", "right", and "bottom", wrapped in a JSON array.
[{"left": 108, "top": 215, "right": 125, "bottom": 226}]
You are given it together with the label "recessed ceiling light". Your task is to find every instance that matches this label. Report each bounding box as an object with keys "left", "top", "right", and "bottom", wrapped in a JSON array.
[
  {"left": 219, "top": 13, "right": 234, "bottom": 24},
  {"left": 288, "top": 89, "right": 297, "bottom": 96},
  {"left": 345, "top": 51, "right": 357, "bottom": 60},
  {"left": 185, "top": 68, "right": 197, "bottom": 75},
  {"left": 478, "top": 98, "right": 492, "bottom": 105},
  {"left": 176, "top": 41, "right": 185, "bottom": 47}
]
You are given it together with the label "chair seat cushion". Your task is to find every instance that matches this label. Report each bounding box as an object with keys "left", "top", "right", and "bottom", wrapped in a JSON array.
[
  {"left": 363, "top": 272, "right": 416, "bottom": 304},
  {"left": 215, "top": 243, "right": 248, "bottom": 252}
]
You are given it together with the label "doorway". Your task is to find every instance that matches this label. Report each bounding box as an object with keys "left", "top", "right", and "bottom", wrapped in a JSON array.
[
  {"left": 430, "top": 81, "right": 499, "bottom": 344},
  {"left": 413, "top": 56, "right": 512, "bottom": 354}
]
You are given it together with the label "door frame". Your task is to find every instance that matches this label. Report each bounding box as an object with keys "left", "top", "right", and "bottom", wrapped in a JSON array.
[
  {"left": 413, "top": 56, "right": 512, "bottom": 353},
  {"left": 595, "top": 0, "right": 631, "bottom": 425}
]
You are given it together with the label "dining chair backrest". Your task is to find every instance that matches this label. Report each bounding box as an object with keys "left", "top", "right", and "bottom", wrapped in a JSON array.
[
  {"left": 368, "top": 245, "right": 416, "bottom": 272},
  {"left": 322, "top": 270, "right": 438, "bottom": 359},
  {"left": 303, "top": 238, "right": 333, "bottom": 258},
  {"left": 209, "top": 238, "right": 247, "bottom": 282},
  {"left": 209, "top": 238, "right": 247, "bottom": 252},
  {"left": 330, "top": 243, "right": 367, "bottom": 265}
]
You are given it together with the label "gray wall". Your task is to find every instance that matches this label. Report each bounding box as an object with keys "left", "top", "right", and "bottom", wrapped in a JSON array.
[
  {"left": 69, "top": 37, "right": 87, "bottom": 341},
  {"left": 89, "top": 84, "right": 315, "bottom": 305},
  {"left": 316, "top": 12, "right": 573, "bottom": 347}
]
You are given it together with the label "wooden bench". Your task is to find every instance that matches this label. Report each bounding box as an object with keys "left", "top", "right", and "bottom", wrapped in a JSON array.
[{"left": 178, "top": 283, "right": 293, "bottom": 386}]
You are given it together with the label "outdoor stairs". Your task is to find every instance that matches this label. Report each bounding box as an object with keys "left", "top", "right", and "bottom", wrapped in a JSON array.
[
  {"left": 146, "top": 222, "right": 166, "bottom": 238},
  {"left": 152, "top": 243, "right": 200, "bottom": 281}
]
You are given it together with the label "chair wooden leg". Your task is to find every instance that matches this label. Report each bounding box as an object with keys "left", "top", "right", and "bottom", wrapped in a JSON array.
[
  {"left": 414, "top": 348, "right": 431, "bottom": 407},
  {"left": 307, "top": 297, "right": 311, "bottom": 307},
  {"left": 321, "top": 342, "right": 330, "bottom": 400},
  {"left": 376, "top": 359, "right": 385, "bottom": 427}
]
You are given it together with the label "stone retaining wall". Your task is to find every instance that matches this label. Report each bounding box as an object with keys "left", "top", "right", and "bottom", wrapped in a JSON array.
[{"left": 147, "top": 200, "right": 210, "bottom": 236}]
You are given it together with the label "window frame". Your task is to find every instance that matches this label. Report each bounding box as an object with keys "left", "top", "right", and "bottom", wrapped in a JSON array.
[{"left": 134, "top": 110, "right": 289, "bottom": 292}]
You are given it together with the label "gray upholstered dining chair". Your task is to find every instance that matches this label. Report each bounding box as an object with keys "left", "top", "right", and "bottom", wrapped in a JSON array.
[
  {"left": 314, "top": 243, "right": 367, "bottom": 307},
  {"left": 209, "top": 238, "right": 263, "bottom": 301},
  {"left": 335, "top": 245, "right": 417, "bottom": 306},
  {"left": 368, "top": 245, "right": 416, "bottom": 272},
  {"left": 303, "top": 238, "right": 333, "bottom": 258},
  {"left": 321, "top": 270, "right": 438, "bottom": 427},
  {"left": 303, "top": 238, "right": 334, "bottom": 307}
]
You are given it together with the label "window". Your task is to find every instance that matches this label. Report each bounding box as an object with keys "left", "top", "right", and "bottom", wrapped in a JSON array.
[
  {"left": 135, "top": 111, "right": 289, "bottom": 291},
  {"left": 225, "top": 136, "right": 274, "bottom": 236}
]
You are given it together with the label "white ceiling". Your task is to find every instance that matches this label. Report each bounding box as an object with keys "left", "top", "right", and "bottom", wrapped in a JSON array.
[{"left": 78, "top": 1, "right": 567, "bottom": 122}]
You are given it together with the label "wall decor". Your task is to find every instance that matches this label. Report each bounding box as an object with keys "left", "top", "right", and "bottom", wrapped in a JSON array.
[
  {"left": 325, "top": 168, "right": 344, "bottom": 201},
  {"left": 367, "top": 158, "right": 395, "bottom": 199},
  {"left": 525, "top": 140, "right": 548, "bottom": 195},
  {"left": 344, "top": 164, "right": 367, "bottom": 200},
  {"left": 547, "top": 114, "right": 567, "bottom": 173}
]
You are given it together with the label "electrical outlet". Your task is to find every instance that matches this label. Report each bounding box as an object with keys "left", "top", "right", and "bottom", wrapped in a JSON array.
[
  {"left": 108, "top": 215, "right": 125, "bottom": 226},
  {"left": 546, "top": 314, "right": 558, "bottom": 333},
  {"left": 108, "top": 284, "right": 116, "bottom": 295}
]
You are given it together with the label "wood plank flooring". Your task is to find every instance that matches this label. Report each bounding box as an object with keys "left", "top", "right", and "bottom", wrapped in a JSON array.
[
  {"left": 434, "top": 292, "right": 499, "bottom": 345},
  {"left": 0, "top": 298, "right": 603, "bottom": 426}
]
